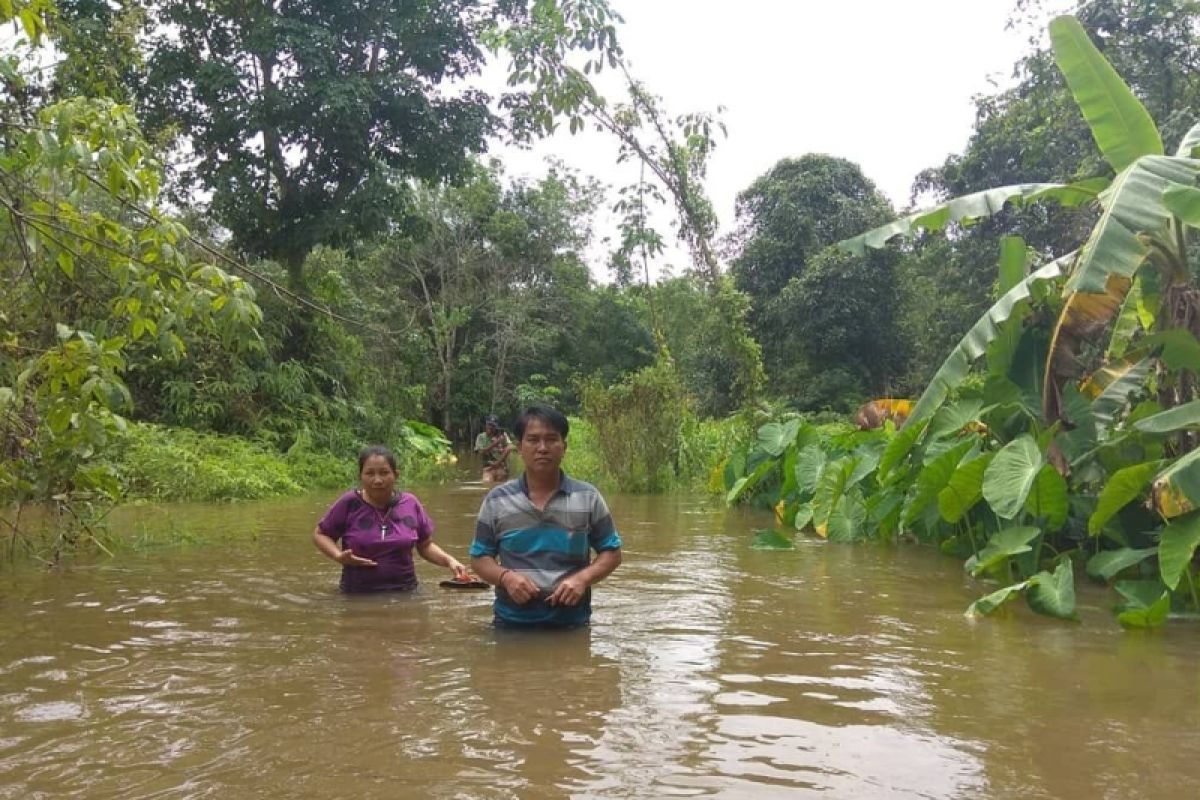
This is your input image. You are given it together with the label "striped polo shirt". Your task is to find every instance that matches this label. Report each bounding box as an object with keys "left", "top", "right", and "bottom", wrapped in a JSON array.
[{"left": 469, "top": 472, "right": 622, "bottom": 626}]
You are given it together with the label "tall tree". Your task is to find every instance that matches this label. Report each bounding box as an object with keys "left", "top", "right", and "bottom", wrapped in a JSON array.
[
  {"left": 728, "top": 155, "right": 899, "bottom": 407},
  {"left": 140, "top": 0, "right": 524, "bottom": 280},
  {"left": 490, "top": 0, "right": 765, "bottom": 411},
  {"left": 49, "top": 0, "right": 144, "bottom": 102},
  {"left": 731, "top": 155, "right": 893, "bottom": 307},
  {"left": 383, "top": 164, "right": 604, "bottom": 433}
]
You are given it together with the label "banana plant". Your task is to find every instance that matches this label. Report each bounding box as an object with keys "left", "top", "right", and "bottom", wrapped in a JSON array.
[{"left": 833, "top": 14, "right": 1200, "bottom": 626}]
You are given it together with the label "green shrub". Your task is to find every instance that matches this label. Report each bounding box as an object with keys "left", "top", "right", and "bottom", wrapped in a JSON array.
[
  {"left": 105, "top": 422, "right": 458, "bottom": 502},
  {"left": 106, "top": 423, "right": 341, "bottom": 501},
  {"left": 579, "top": 358, "right": 685, "bottom": 492}
]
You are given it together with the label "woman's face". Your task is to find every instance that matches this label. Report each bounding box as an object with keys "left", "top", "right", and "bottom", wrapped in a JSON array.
[{"left": 359, "top": 455, "right": 397, "bottom": 496}]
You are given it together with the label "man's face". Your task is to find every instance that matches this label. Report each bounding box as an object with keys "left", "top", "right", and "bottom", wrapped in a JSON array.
[
  {"left": 518, "top": 418, "right": 566, "bottom": 475},
  {"left": 485, "top": 422, "right": 498, "bottom": 435}
]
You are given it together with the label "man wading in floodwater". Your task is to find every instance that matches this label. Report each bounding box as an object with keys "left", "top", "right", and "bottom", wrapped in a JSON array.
[
  {"left": 474, "top": 415, "right": 513, "bottom": 483},
  {"left": 469, "top": 405, "right": 622, "bottom": 628}
]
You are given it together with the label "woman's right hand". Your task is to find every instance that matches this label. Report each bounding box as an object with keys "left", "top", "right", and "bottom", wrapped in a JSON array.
[
  {"left": 499, "top": 570, "right": 539, "bottom": 605},
  {"left": 337, "top": 549, "right": 377, "bottom": 567}
]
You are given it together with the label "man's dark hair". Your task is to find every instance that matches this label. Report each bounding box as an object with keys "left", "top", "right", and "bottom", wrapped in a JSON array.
[
  {"left": 357, "top": 445, "right": 398, "bottom": 473},
  {"left": 514, "top": 405, "right": 569, "bottom": 441}
]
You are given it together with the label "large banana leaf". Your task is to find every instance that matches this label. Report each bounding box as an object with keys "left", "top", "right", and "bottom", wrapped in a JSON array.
[
  {"left": 906, "top": 255, "right": 1073, "bottom": 425},
  {"left": 1135, "top": 400, "right": 1200, "bottom": 435},
  {"left": 1175, "top": 121, "right": 1200, "bottom": 158},
  {"left": 1049, "top": 15, "right": 1163, "bottom": 172},
  {"left": 1042, "top": 273, "right": 1132, "bottom": 423},
  {"left": 1105, "top": 275, "right": 1149, "bottom": 359},
  {"left": 1163, "top": 185, "right": 1200, "bottom": 225},
  {"left": 1081, "top": 356, "right": 1154, "bottom": 433},
  {"left": 1142, "top": 329, "right": 1200, "bottom": 370},
  {"left": 998, "top": 235, "right": 1029, "bottom": 294},
  {"left": 1153, "top": 448, "right": 1200, "bottom": 519},
  {"left": 838, "top": 183, "right": 1104, "bottom": 255},
  {"left": 1065, "top": 155, "right": 1200, "bottom": 294}
]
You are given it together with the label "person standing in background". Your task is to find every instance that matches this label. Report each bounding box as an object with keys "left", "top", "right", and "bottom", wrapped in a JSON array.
[{"left": 474, "top": 415, "right": 513, "bottom": 483}]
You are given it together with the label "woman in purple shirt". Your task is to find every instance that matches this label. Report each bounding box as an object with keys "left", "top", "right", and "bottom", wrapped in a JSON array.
[{"left": 312, "top": 445, "right": 469, "bottom": 592}]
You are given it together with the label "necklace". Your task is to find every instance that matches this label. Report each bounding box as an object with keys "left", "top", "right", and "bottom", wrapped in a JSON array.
[
  {"left": 373, "top": 506, "right": 389, "bottom": 540},
  {"left": 361, "top": 491, "right": 394, "bottom": 540}
]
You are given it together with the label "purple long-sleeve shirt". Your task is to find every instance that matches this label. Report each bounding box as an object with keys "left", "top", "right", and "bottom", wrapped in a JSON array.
[{"left": 318, "top": 490, "right": 434, "bottom": 592}]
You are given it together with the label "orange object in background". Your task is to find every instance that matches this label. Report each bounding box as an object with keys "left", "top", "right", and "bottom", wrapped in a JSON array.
[{"left": 853, "top": 399, "right": 913, "bottom": 430}]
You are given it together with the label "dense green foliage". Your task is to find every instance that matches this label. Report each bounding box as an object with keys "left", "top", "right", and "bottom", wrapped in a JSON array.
[
  {"left": 729, "top": 155, "right": 904, "bottom": 408},
  {"left": 562, "top": 410, "right": 755, "bottom": 495},
  {"left": 106, "top": 422, "right": 454, "bottom": 502},
  {"left": 728, "top": 10, "right": 1200, "bottom": 629},
  {"left": 110, "top": 423, "right": 350, "bottom": 501},
  {"left": 579, "top": 357, "right": 685, "bottom": 493},
  {"left": 6, "top": 0, "right": 1200, "bottom": 643},
  {"left": 139, "top": 0, "right": 526, "bottom": 277}
]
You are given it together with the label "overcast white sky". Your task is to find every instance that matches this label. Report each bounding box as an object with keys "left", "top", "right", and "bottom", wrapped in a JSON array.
[{"left": 489, "top": 0, "right": 1074, "bottom": 277}]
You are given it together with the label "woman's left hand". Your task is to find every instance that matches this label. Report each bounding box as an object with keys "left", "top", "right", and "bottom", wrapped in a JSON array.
[{"left": 449, "top": 562, "right": 470, "bottom": 581}]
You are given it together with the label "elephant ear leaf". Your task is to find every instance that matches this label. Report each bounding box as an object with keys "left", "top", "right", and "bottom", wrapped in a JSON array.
[
  {"left": 938, "top": 453, "right": 993, "bottom": 524},
  {"left": 1088, "top": 460, "right": 1165, "bottom": 535},
  {"left": 983, "top": 435, "right": 1044, "bottom": 519},
  {"left": 1025, "top": 464, "right": 1069, "bottom": 530},
  {"left": 966, "top": 580, "right": 1030, "bottom": 617},
  {"left": 751, "top": 529, "right": 795, "bottom": 551},
  {"left": 966, "top": 525, "right": 1041, "bottom": 576},
  {"left": 1026, "top": 558, "right": 1078, "bottom": 620},
  {"left": 1086, "top": 547, "right": 1157, "bottom": 582},
  {"left": 1114, "top": 580, "right": 1171, "bottom": 629},
  {"left": 756, "top": 419, "right": 802, "bottom": 457}
]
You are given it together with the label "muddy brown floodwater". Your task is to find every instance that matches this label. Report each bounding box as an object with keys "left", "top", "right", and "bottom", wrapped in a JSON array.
[{"left": 2, "top": 482, "right": 1198, "bottom": 798}]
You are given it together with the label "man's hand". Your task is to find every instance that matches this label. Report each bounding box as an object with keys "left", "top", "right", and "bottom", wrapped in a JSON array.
[
  {"left": 500, "top": 570, "right": 540, "bottom": 605},
  {"left": 547, "top": 573, "right": 588, "bottom": 607}
]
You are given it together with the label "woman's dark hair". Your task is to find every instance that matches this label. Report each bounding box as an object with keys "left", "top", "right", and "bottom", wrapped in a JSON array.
[
  {"left": 514, "top": 405, "right": 569, "bottom": 440},
  {"left": 357, "top": 445, "right": 398, "bottom": 473}
]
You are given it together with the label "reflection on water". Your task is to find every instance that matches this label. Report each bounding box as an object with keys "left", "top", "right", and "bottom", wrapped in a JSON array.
[{"left": 2, "top": 486, "right": 1199, "bottom": 798}]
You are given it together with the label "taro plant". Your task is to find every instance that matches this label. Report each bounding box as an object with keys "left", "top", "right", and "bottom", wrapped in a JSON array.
[{"left": 730, "top": 15, "right": 1200, "bottom": 627}]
